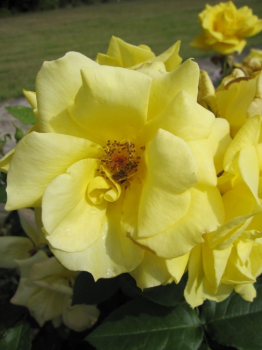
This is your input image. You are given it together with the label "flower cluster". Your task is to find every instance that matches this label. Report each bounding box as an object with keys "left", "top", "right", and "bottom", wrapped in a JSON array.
[
  {"left": 0, "top": 209, "right": 99, "bottom": 331},
  {"left": 1, "top": 30, "right": 262, "bottom": 314}
]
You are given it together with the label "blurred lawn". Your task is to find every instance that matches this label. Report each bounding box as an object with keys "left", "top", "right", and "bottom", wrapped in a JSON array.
[{"left": 0, "top": 0, "right": 262, "bottom": 101}]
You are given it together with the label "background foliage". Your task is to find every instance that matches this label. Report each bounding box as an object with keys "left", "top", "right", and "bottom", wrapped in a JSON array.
[{"left": 0, "top": 0, "right": 95, "bottom": 14}]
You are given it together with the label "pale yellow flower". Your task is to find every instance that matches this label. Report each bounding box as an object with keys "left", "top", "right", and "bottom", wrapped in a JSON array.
[
  {"left": 191, "top": 1, "right": 262, "bottom": 55},
  {"left": 11, "top": 251, "right": 99, "bottom": 331},
  {"left": 185, "top": 227, "right": 262, "bottom": 307},
  {"left": 184, "top": 115, "right": 262, "bottom": 307},
  {"left": 96, "top": 36, "right": 182, "bottom": 72},
  {"left": 1, "top": 51, "right": 227, "bottom": 282}
]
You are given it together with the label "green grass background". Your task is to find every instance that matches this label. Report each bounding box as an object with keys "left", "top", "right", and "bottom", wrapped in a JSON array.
[{"left": 0, "top": 0, "right": 262, "bottom": 101}]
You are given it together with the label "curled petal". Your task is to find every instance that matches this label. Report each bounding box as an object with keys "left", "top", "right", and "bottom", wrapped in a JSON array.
[
  {"left": 43, "top": 159, "right": 106, "bottom": 253},
  {"left": 6, "top": 132, "right": 101, "bottom": 209}
]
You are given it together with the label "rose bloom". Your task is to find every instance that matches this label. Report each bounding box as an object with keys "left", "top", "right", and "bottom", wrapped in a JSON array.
[
  {"left": 132, "top": 114, "right": 262, "bottom": 300},
  {"left": 11, "top": 251, "right": 99, "bottom": 331},
  {"left": 185, "top": 115, "right": 262, "bottom": 306},
  {"left": 185, "top": 227, "right": 262, "bottom": 307},
  {"left": 0, "top": 207, "right": 99, "bottom": 330},
  {"left": 191, "top": 1, "right": 262, "bottom": 55},
  {"left": 1, "top": 49, "right": 227, "bottom": 282}
]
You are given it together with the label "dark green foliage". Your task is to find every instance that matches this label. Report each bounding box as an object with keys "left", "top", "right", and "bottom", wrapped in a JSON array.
[
  {"left": 0, "top": 0, "right": 97, "bottom": 13},
  {"left": 3, "top": 0, "right": 38, "bottom": 12},
  {"left": 120, "top": 273, "right": 187, "bottom": 307},
  {"left": 0, "top": 171, "right": 7, "bottom": 204},
  {"left": 0, "top": 184, "right": 7, "bottom": 203},
  {"left": 38, "top": 0, "right": 59, "bottom": 10},
  {"left": 201, "top": 280, "right": 262, "bottom": 350},
  {"left": 0, "top": 322, "right": 31, "bottom": 350},
  {"left": 87, "top": 298, "right": 203, "bottom": 350},
  {"left": 72, "top": 271, "right": 120, "bottom": 305}
]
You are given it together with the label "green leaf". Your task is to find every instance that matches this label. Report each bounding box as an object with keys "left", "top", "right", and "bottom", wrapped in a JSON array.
[
  {"left": 201, "top": 280, "right": 262, "bottom": 350},
  {"left": 87, "top": 298, "right": 203, "bottom": 350},
  {"left": 72, "top": 271, "right": 120, "bottom": 305},
  {"left": 0, "top": 184, "right": 7, "bottom": 203},
  {"left": 197, "top": 344, "right": 209, "bottom": 350},
  {"left": 206, "top": 337, "right": 236, "bottom": 350},
  {"left": 120, "top": 273, "right": 186, "bottom": 307},
  {"left": 6, "top": 106, "right": 36, "bottom": 125},
  {"left": 0, "top": 322, "right": 31, "bottom": 350}
]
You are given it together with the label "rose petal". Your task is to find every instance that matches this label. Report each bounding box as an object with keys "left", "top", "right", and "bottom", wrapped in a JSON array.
[{"left": 6, "top": 132, "right": 101, "bottom": 209}]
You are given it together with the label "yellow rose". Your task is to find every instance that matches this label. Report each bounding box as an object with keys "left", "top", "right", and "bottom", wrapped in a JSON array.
[
  {"left": 129, "top": 116, "right": 231, "bottom": 289},
  {"left": 185, "top": 227, "right": 262, "bottom": 307},
  {"left": 2, "top": 51, "right": 226, "bottom": 281},
  {"left": 191, "top": 1, "right": 262, "bottom": 55},
  {"left": 96, "top": 36, "right": 182, "bottom": 72},
  {"left": 185, "top": 204, "right": 262, "bottom": 307},
  {"left": 11, "top": 251, "right": 99, "bottom": 331},
  {"left": 184, "top": 115, "right": 262, "bottom": 307}
]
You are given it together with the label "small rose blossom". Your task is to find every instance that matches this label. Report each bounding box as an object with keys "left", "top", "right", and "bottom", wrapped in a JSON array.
[
  {"left": 191, "top": 1, "right": 262, "bottom": 55},
  {"left": 11, "top": 251, "right": 99, "bottom": 331}
]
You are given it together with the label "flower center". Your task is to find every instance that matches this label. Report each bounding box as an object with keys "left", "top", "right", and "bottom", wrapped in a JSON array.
[{"left": 99, "top": 140, "right": 141, "bottom": 183}]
